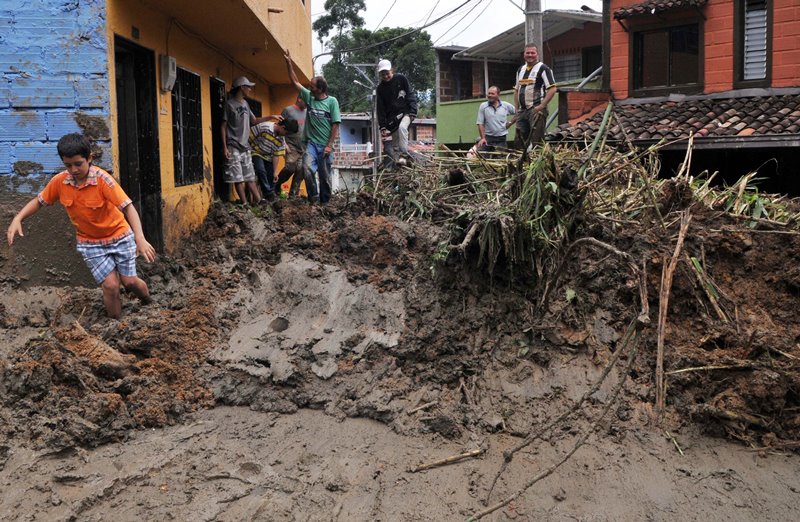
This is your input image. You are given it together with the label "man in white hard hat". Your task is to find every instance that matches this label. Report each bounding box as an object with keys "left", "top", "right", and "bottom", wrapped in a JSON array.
[{"left": 376, "top": 59, "right": 417, "bottom": 168}]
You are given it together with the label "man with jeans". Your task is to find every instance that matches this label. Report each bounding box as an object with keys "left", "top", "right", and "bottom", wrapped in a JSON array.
[
  {"left": 284, "top": 49, "right": 341, "bottom": 204},
  {"left": 513, "top": 43, "right": 556, "bottom": 150},
  {"left": 477, "top": 85, "right": 515, "bottom": 151},
  {"left": 376, "top": 59, "right": 417, "bottom": 168}
]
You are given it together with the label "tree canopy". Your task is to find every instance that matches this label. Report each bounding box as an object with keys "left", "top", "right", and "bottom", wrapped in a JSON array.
[
  {"left": 312, "top": 0, "right": 366, "bottom": 42},
  {"left": 321, "top": 28, "right": 436, "bottom": 115}
]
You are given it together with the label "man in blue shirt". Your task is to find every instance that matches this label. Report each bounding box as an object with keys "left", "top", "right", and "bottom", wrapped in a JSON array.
[{"left": 477, "top": 86, "right": 516, "bottom": 151}]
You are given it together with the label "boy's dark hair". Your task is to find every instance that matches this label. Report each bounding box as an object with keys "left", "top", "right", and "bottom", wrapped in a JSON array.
[
  {"left": 57, "top": 133, "right": 92, "bottom": 159},
  {"left": 314, "top": 76, "right": 328, "bottom": 93},
  {"left": 281, "top": 118, "right": 299, "bottom": 134}
]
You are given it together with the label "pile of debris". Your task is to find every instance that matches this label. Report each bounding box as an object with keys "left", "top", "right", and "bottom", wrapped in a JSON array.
[{"left": 1, "top": 139, "right": 799, "bottom": 467}]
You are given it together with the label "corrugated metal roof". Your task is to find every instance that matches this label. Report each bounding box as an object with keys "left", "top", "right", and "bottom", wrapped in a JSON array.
[{"left": 451, "top": 10, "right": 602, "bottom": 63}]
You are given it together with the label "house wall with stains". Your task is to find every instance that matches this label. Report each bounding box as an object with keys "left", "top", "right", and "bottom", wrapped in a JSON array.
[
  {"left": 0, "top": 0, "right": 110, "bottom": 287},
  {"left": 106, "top": 0, "right": 309, "bottom": 254}
]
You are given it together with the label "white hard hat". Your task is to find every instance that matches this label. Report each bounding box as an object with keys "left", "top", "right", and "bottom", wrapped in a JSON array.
[{"left": 377, "top": 59, "right": 392, "bottom": 73}]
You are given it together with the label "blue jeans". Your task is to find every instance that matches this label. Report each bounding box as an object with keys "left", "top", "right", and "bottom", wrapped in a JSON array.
[
  {"left": 304, "top": 142, "right": 332, "bottom": 203},
  {"left": 252, "top": 155, "right": 275, "bottom": 197}
]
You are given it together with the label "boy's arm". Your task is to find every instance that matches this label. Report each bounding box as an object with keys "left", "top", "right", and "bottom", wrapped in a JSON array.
[
  {"left": 7, "top": 197, "right": 43, "bottom": 246},
  {"left": 122, "top": 204, "right": 156, "bottom": 262}
]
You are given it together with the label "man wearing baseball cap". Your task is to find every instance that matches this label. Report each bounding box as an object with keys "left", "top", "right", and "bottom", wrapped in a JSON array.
[
  {"left": 376, "top": 59, "right": 417, "bottom": 168},
  {"left": 221, "top": 76, "right": 273, "bottom": 204}
]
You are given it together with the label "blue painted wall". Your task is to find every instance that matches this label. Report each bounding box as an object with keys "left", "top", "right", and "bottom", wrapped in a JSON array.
[{"left": 0, "top": 0, "right": 111, "bottom": 186}]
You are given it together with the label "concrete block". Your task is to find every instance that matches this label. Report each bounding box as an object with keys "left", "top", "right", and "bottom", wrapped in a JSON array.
[
  {"left": 75, "top": 78, "right": 107, "bottom": 108},
  {"left": 0, "top": 79, "right": 8, "bottom": 108},
  {"left": 14, "top": 142, "right": 64, "bottom": 174},
  {"left": 45, "top": 111, "right": 83, "bottom": 139},
  {"left": 12, "top": 16, "right": 75, "bottom": 41},
  {"left": 0, "top": 51, "right": 45, "bottom": 74},
  {"left": 9, "top": 77, "right": 75, "bottom": 108},
  {"left": 42, "top": 48, "right": 107, "bottom": 75},
  {"left": 93, "top": 141, "right": 112, "bottom": 170},
  {"left": 0, "top": 142, "right": 10, "bottom": 173},
  {"left": 0, "top": 110, "right": 47, "bottom": 141}
]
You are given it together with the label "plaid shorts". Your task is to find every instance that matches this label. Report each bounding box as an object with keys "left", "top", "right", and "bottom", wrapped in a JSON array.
[
  {"left": 76, "top": 232, "right": 138, "bottom": 284},
  {"left": 224, "top": 148, "right": 256, "bottom": 183}
]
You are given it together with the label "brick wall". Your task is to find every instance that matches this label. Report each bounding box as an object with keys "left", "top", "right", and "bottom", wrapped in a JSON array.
[
  {"left": 0, "top": 0, "right": 111, "bottom": 181},
  {"left": 610, "top": 0, "right": 799, "bottom": 99},
  {"left": 437, "top": 49, "right": 474, "bottom": 102},
  {"left": 703, "top": 0, "right": 734, "bottom": 92},
  {"left": 543, "top": 23, "right": 602, "bottom": 64},
  {"left": 773, "top": 0, "right": 800, "bottom": 87},
  {"left": 558, "top": 89, "right": 611, "bottom": 123},
  {"left": 414, "top": 124, "right": 435, "bottom": 142}
]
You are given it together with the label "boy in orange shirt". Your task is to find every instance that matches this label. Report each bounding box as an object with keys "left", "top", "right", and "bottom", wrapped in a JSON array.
[{"left": 6, "top": 133, "right": 156, "bottom": 319}]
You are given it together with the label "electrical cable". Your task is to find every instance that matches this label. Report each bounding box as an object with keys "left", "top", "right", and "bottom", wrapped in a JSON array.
[
  {"left": 423, "top": 0, "right": 441, "bottom": 25},
  {"left": 373, "top": 0, "right": 398, "bottom": 31},
  {"left": 433, "top": 0, "right": 494, "bottom": 46},
  {"left": 312, "top": 0, "right": 478, "bottom": 64}
]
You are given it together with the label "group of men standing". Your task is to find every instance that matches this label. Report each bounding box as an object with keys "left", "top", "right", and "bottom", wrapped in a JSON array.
[
  {"left": 476, "top": 42, "right": 556, "bottom": 152},
  {"left": 221, "top": 42, "right": 555, "bottom": 206}
]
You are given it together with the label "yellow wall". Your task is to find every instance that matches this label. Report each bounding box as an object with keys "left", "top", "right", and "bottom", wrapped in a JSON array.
[
  {"left": 245, "top": 0, "right": 314, "bottom": 82},
  {"left": 106, "top": 0, "right": 311, "bottom": 252}
]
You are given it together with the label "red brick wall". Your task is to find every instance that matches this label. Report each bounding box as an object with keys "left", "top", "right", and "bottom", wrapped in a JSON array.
[
  {"left": 565, "top": 90, "right": 611, "bottom": 120},
  {"left": 415, "top": 124, "right": 435, "bottom": 142},
  {"left": 609, "top": 0, "right": 799, "bottom": 99},
  {"left": 543, "top": 23, "right": 602, "bottom": 64},
  {"left": 437, "top": 49, "right": 473, "bottom": 102},
  {"left": 704, "top": 1, "right": 734, "bottom": 92},
  {"left": 773, "top": 0, "right": 800, "bottom": 87}
]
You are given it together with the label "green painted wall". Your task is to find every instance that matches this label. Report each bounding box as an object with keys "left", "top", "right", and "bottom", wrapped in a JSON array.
[{"left": 436, "top": 78, "right": 602, "bottom": 147}]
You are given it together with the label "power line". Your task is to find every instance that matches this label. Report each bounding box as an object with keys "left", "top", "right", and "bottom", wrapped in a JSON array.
[
  {"left": 313, "top": 0, "right": 479, "bottom": 64},
  {"left": 423, "top": 0, "right": 442, "bottom": 25},
  {"left": 373, "top": 0, "right": 399, "bottom": 31},
  {"left": 432, "top": 0, "right": 491, "bottom": 46}
]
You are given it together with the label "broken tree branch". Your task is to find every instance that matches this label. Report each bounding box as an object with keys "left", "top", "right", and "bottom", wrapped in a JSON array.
[
  {"left": 409, "top": 448, "right": 485, "bottom": 473},
  {"left": 656, "top": 211, "right": 691, "bottom": 417}
]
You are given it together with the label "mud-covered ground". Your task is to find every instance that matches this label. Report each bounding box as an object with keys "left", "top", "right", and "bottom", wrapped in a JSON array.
[{"left": 1, "top": 194, "right": 800, "bottom": 520}]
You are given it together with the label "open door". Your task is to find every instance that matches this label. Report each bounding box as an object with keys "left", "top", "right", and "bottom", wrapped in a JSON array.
[
  {"left": 209, "top": 76, "right": 229, "bottom": 201},
  {"left": 114, "top": 36, "right": 163, "bottom": 251}
]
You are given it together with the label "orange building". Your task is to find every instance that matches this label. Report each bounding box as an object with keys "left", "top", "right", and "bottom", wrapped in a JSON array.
[{"left": 553, "top": 0, "right": 800, "bottom": 189}]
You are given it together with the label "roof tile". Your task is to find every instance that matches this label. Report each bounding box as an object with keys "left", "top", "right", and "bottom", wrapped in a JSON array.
[
  {"left": 614, "top": 0, "right": 708, "bottom": 20},
  {"left": 549, "top": 93, "right": 800, "bottom": 144}
]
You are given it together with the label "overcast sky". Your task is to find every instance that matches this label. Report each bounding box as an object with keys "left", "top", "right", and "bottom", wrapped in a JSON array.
[{"left": 312, "top": 0, "right": 603, "bottom": 66}]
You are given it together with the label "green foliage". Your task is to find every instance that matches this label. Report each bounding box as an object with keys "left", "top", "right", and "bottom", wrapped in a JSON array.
[
  {"left": 312, "top": 0, "right": 366, "bottom": 42},
  {"left": 321, "top": 27, "right": 436, "bottom": 114}
]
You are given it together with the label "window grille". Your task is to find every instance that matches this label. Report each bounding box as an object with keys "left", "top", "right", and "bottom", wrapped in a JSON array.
[{"left": 171, "top": 67, "right": 203, "bottom": 186}]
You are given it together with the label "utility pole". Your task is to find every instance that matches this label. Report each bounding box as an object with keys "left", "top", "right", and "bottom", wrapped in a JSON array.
[
  {"left": 349, "top": 63, "right": 379, "bottom": 179},
  {"left": 525, "top": 0, "right": 543, "bottom": 53}
]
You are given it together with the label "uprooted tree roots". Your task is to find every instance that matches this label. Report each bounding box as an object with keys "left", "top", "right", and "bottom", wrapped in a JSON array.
[{"left": 368, "top": 139, "right": 800, "bottom": 451}]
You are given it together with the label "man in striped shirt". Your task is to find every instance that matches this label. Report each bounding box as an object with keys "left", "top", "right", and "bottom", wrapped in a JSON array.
[
  {"left": 249, "top": 118, "right": 299, "bottom": 201},
  {"left": 513, "top": 43, "right": 556, "bottom": 150}
]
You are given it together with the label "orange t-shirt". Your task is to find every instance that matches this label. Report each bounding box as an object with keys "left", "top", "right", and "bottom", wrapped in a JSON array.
[{"left": 38, "top": 166, "right": 133, "bottom": 244}]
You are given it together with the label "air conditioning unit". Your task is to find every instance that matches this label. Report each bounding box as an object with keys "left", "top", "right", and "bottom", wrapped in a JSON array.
[{"left": 160, "top": 55, "right": 177, "bottom": 92}]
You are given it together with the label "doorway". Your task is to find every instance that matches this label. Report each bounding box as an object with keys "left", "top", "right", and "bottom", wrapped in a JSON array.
[
  {"left": 114, "top": 36, "right": 163, "bottom": 251},
  {"left": 209, "top": 77, "right": 229, "bottom": 201}
]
